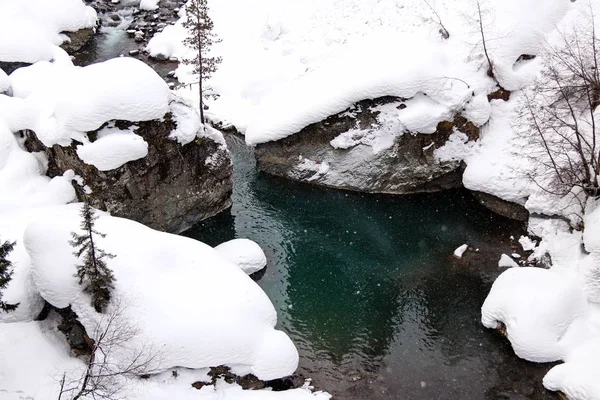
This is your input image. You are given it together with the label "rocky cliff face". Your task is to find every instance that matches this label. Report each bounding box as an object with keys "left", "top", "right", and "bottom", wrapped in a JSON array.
[
  {"left": 25, "top": 114, "right": 233, "bottom": 234},
  {"left": 254, "top": 96, "right": 479, "bottom": 195}
]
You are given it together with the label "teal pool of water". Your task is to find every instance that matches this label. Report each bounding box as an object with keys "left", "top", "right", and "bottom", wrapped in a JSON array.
[{"left": 185, "top": 134, "right": 557, "bottom": 400}]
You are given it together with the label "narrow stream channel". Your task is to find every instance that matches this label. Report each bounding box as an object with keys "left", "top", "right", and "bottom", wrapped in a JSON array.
[{"left": 184, "top": 134, "right": 559, "bottom": 400}]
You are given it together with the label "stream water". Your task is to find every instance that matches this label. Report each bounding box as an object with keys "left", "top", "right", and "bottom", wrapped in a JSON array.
[{"left": 184, "top": 134, "right": 558, "bottom": 400}]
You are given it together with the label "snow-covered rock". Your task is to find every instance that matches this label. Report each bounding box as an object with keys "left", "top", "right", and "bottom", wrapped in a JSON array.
[
  {"left": 76, "top": 132, "right": 149, "bottom": 171},
  {"left": 215, "top": 239, "right": 267, "bottom": 275},
  {"left": 543, "top": 338, "right": 600, "bottom": 400},
  {"left": 0, "top": 0, "right": 97, "bottom": 64},
  {"left": 498, "top": 254, "right": 519, "bottom": 268},
  {"left": 24, "top": 205, "right": 299, "bottom": 380},
  {"left": 254, "top": 97, "right": 477, "bottom": 194},
  {"left": 481, "top": 267, "right": 599, "bottom": 363}
]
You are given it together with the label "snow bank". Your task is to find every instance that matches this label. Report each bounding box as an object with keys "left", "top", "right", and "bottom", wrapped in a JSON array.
[
  {"left": 0, "top": 322, "right": 329, "bottom": 400},
  {"left": 0, "top": 0, "right": 97, "bottom": 63},
  {"left": 481, "top": 267, "right": 598, "bottom": 362},
  {"left": 243, "top": 33, "right": 472, "bottom": 145},
  {"left": 24, "top": 206, "right": 299, "bottom": 380},
  {"left": 215, "top": 239, "right": 267, "bottom": 275},
  {"left": 34, "top": 57, "right": 170, "bottom": 146},
  {"left": 0, "top": 321, "right": 83, "bottom": 399},
  {"left": 4, "top": 57, "right": 170, "bottom": 147},
  {"left": 76, "top": 132, "right": 148, "bottom": 171},
  {"left": 543, "top": 338, "right": 600, "bottom": 400},
  {"left": 146, "top": 22, "right": 188, "bottom": 60}
]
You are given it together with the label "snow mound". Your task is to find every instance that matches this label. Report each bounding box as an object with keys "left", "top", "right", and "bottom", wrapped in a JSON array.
[
  {"left": 5, "top": 57, "right": 170, "bottom": 147},
  {"left": 0, "top": 0, "right": 97, "bottom": 63},
  {"left": 0, "top": 321, "right": 83, "bottom": 399},
  {"left": 481, "top": 267, "right": 596, "bottom": 362},
  {"left": 543, "top": 338, "right": 600, "bottom": 400},
  {"left": 146, "top": 22, "right": 187, "bottom": 60},
  {"left": 244, "top": 34, "right": 473, "bottom": 145},
  {"left": 37, "top": 57, "right": 170, "bottom": 146},
  {"left": 76, "top": 132, "right": 148, "bottom": 171},
  {"left": 140, "top": 0, "right": 159, "bottom": 11},
  {"left": 215, "top": 239, "right": 267, "bottom": 275},
  {"left": 24, "top": 206, "right": 299, "bottom": 380}
]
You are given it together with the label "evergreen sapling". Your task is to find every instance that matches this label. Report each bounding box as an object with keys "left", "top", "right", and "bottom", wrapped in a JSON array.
[
  {"left": 182, "top": 0, "right": 222, "bottom": 124},
  {"left": 0, "top": 238, "right": 18, "bottom": 312},
  {"left": 70, "top": 203, "right": 116, "bottom": 313}
]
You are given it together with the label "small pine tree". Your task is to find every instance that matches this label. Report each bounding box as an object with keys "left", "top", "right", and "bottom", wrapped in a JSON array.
[
  {"left": 182, "top": 0, "right": 222, "bottom": 124},
  {"left": 0, "top": 238, "right": 18, "bottom": 312},
  {"left": 70, "top": 203, "right": 116, "bottom": 313}
]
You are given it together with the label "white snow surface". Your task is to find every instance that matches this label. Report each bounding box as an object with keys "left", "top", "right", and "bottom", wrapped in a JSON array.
[
  {"left": 139, "top": 0, "right": 159, "bottom": 11},
  {"left": 543, "top": 338, "right": 600, "bottom": 400},
  {"left": 481, "top": 267, "right": 600, "bottom": 363},
  {"left": 0, "top": 0, "right": 97, "bottom": 63},
  {"left": 2, "top": 56, "right": 171, "bottom": 147},
  {"left": 0, "top": 321, "right": 329, "bottom": 400},
  {"left": 498, "top": 254, "right": 519, "bottom": 268},
  {"left": 24, "top": 205, "right": 299, "bottom": 381},
  {"left": 453, "top": 244, "right": 468, "bottom": 258},
  {"left": 215, "top": 239, "right": 267, "bottom": 275},
  {"left": 76, "top": 132, "right": 148, "bottom": 171}
]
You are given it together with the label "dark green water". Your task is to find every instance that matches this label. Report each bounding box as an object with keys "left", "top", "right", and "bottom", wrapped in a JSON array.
[{"left": 185, "top": 134, "right": 557, "bottom": 400}]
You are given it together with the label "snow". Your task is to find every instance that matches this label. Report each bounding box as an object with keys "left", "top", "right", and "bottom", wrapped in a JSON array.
[
  {"left": 498, "top": 254, "right": 519, "bottom": 268},
  {"left": 215, "top": 239, "right": 267, "bottom": 275},
  {"left": 519, "top": 236, "right": 537, "bottom": 251},
  {"left": 453, "top": 244, "right": 468, "bottom": 258},
  {"left": 243, "top": 34, "right": 472, "bottom": 145},
  {"left": 2, "top": 57, "right": 171, "bottom": 148},
  {"left": 24, "top": 206, "right": 299, "bottom": 381},
  {"left": 37, "top": 57, "right": 170, "bottom": 147},
  {"left": 0, "top": 321, "right": 329, "bottom": 400},
  {"left": 481, "top": 267, "right": 600, "bottom": 363},
  {"left": 0, "top": 0, "right": 97, "bottom": 63},
  {"left": 543, "top": 338, "right": 600, "bottom": 400},
  {"left": 140, "top": 0, "right": 159, "bottom": 11},
  {"left": 76, "top": 132, "right": 148, "bottom": 171}
]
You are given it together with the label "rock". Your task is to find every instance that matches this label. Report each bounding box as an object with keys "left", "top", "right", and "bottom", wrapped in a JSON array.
[
  {"left": 129, "top": 49, "right": 140, "bottom": 56},
  {"left": 0, "top": 61, "right": 30, "bottom": 75},
  {"left": 24, "top": 111, "right": 233, "bottom": 234},
  {"left": 471, "top": 191, "right": 529, "bottom": 221},
  {"left": 56, "top": 306, "right": 95, "bottom": 356},
  {"left": 150, "top": 52, "right": 169, "bottom": 61},
  {"left": 60, "top": 27, "right": 96, "bottom": 54},
  {"left": 134, "top": 31, "right": 145, "bottom": 42},
  {"left": 254, "top": 96, "right": 478, "bottom": 194}
]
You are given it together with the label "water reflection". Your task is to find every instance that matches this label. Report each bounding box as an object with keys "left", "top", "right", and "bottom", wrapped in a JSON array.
[{"left": 185, "top": 133, "right": 557, "bottom": 400}]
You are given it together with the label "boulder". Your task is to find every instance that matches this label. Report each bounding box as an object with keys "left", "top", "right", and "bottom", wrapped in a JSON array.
[
  {"left": 25, "top": 113, "right": 233, "bottom": 234},
  {"left": 471, "top": 191, "right": 529, "bottom": 221},
  {"left": 60, "top": 27, "right": 96, "bottom": 54},
  {"left": 254, "top": 96, "right": 479, "bottom": 194}
]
